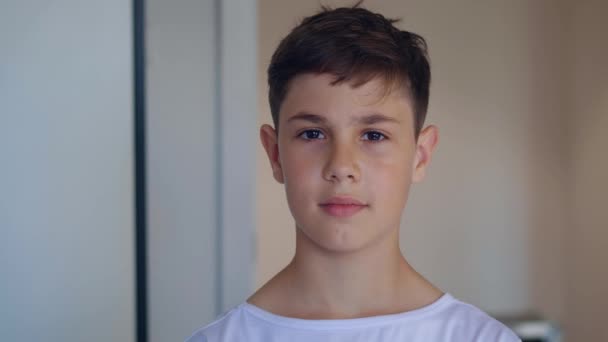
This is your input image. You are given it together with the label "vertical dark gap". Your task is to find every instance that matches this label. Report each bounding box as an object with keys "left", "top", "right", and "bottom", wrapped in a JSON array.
[
  {"left": 133, "top": 0, "right": 148, "bottom": 341},
  {"left": 213, "top": 0, "right": 224, "bottom": 316}
]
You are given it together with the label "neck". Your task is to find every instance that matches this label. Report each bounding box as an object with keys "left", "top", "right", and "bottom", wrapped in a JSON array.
[{"left": 278, "top": 226, "right": 435, "bottom": 319}]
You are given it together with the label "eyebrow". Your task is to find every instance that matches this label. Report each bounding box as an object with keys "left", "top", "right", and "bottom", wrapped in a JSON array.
[{"left": 286, "top": 112, "right": 401, "bottom": 125}]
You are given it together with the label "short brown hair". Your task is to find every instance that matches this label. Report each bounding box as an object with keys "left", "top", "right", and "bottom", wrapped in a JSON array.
[{"left": 268, "top": 3, "right": 431, "bottom": 139}]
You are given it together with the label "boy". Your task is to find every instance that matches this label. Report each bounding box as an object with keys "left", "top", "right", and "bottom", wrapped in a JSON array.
[{"left": 188, "top": 4, "right": 520, "bottom": 342}]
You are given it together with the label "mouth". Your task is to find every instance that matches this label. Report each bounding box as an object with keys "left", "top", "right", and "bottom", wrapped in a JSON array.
[{"left": 319, "top": 196, "right": 368, "bottom": 218}]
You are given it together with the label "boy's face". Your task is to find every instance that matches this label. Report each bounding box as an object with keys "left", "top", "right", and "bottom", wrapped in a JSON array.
[{"left": 261, "top": 73, "right": 438, "bottom": 253}]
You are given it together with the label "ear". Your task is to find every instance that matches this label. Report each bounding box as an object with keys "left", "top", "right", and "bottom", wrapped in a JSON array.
[
  {"left": 412, "top": 125, "right": 439, "bottom": 183},
  {"left": 260, "top": 124, "right": 285, "bottom": 184}
]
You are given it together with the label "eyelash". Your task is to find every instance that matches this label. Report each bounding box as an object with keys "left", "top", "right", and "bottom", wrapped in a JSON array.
[{"left": 297, "top": 129, "right": 388, "bottom": 142}]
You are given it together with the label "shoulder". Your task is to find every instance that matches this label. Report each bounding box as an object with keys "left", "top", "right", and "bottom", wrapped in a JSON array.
[
  {"left": 435, "top": 295, "right": 521, "bottom": 341},
  {"left": 184, "top": 304, "right": 246, "bottom": 342}
]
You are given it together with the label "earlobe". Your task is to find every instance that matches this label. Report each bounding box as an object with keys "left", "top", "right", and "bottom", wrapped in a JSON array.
[
  {"left": 260, "top": 124, "right": 285, "bottom": 184},
  {"left": 412, "top": 125, "right": 439, "bottom": 183}
]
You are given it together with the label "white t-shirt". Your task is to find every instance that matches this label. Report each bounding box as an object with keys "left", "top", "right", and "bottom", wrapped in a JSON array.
[{"left": 185, "top": 293, "right": 521, "bottom": 342}]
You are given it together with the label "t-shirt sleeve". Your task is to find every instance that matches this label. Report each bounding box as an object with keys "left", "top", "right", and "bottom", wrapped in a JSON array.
[
  {"left": 476, "top": 319, "right": 522, "bottom": 342},
  {"left": 184, "top": 330, "right": 208, "bottom": 342}
]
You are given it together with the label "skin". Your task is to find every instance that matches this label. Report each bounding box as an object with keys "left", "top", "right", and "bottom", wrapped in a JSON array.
[{"left": 250, "top": 73, "right": 442, "bottom": 319}]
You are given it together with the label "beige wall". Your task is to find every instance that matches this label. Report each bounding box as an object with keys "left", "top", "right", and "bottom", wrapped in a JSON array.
[
  {"left": 566, "top": 0, "right": 608, "bottom": 340},
  {"left": 256, "top": 0, "right": 606, "bottom": 339}
]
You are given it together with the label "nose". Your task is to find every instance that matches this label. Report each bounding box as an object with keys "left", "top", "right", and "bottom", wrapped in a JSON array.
[{"left": 322, "top": 140, "right": 360, "bottom": 183}]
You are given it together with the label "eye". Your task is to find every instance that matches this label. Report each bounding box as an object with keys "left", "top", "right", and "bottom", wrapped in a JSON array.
[
  {"left": 362, "top": 131, "right": 386, "bottom": 141},
  {"left": 298, "top": 129, "right": 325, "bottom": 140}
]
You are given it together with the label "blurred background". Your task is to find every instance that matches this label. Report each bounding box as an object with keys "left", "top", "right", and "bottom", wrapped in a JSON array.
[{"left": 1, "top": 0, "right": 606, "bottom": 341}]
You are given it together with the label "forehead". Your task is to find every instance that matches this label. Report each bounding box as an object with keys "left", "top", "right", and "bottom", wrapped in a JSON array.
[{"left": 279, "top": 73, "right": 413, "bottom": 123}]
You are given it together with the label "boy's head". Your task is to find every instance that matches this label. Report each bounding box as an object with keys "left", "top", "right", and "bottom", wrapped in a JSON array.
[
  {"left": 260, "top": 4, "right": 438, "bottom": 253},
  {"left": 268, "top": 3, "right": 431, "bottom": 139}
]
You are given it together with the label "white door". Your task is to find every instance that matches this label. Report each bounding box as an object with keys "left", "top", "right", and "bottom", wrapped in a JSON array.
[
  {"left": 0, "top": 1, "right": 135, "bottom": 341},
  {"left": 0, "top": 0, "right": 255, "bottom": 341},
  {"left": 146, "top": 0, "right": 256, "bottom": 341}
]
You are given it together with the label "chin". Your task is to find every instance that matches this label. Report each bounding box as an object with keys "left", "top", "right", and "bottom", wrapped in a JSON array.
[{"left": 300, "top": 224, "right": 374, "bottom": 254}]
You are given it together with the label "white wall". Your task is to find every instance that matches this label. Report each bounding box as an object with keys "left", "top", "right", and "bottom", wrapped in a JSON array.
[
  {"left": 256, "top": 0, "right": 568, "bottom": 325},
  {"left": 0, "top": 1, "right": 135, "bottom": 341}
]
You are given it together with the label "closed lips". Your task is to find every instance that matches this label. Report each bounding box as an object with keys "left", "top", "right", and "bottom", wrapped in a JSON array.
[{"left": 320, "top": 196, "right": 367, "bottom": 206}]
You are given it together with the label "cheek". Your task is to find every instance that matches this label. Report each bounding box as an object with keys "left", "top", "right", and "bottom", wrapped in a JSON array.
[
  {"left": 365, "top": 151, "right": 412, "bottom": 200},
  {"left": 281, "top": 146, "right": 322, "bottom": 203},
  {"left": 281, "top": 152, "right": 322, "bottom": 225}
]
